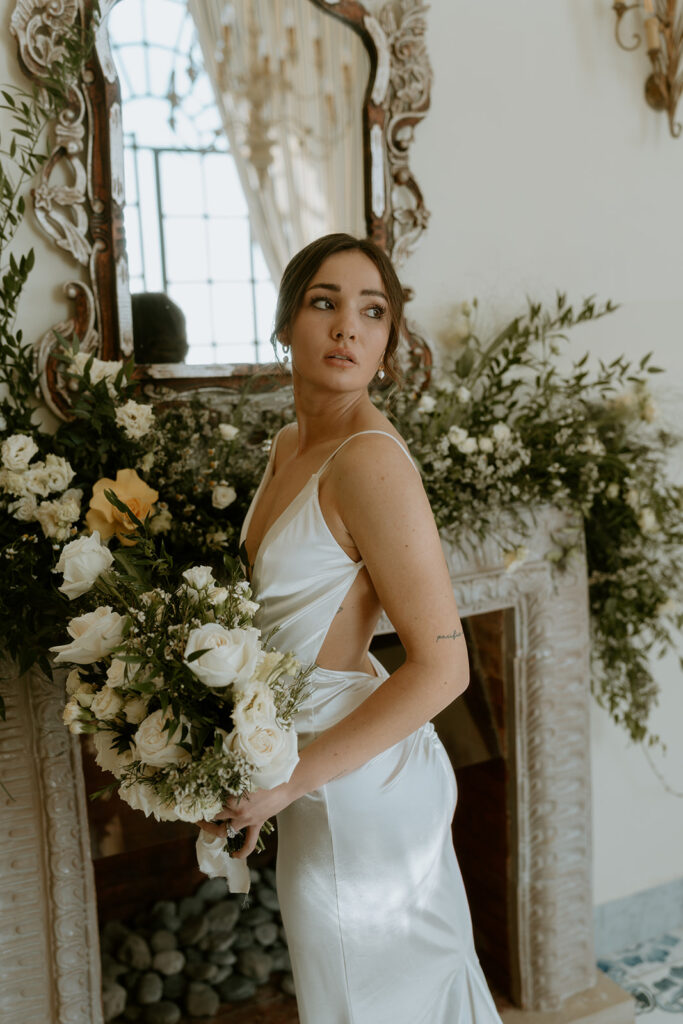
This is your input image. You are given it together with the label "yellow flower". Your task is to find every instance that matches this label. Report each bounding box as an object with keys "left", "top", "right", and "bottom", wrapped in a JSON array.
[{"left": 86, "top": 468, "right": 158, "bottom": 546}]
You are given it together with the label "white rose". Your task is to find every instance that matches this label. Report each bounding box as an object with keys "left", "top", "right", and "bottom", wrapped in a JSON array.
[
  {"left": 184, "top": 624, "right": 261, "bottom": 689},
  {"left": 1, "top": 433, "right": 38, "bottom": 471},
  {"left": 456, "top": 386, "right": 471, "bottom": 403},
  {"left": 149, "top": 508, "right": 172, "bottom": 535},
  {"left": 218, "top": 423, "right": 239, "bottom": 441},
  {"left": 638, "top": 507, "right": 658, "bottom": 534},
  {"left": 9, "top": 494, "right": 38, "bottom": 521},
  {"left": 605, "top": 483, "right": 620, "bottom": 500},
  {"left": 43, "top": 454, "right": 75, "bottom": 493},
  {"left": 226, "top": 722, "right": 299, "bottom": 790},
  {"left": 416, "top": 394, "right": 436, "bottom": 415},
  {"left": 119, "top": 778, "right": 178, "bottom": 821},
  {"left": 182, "top": 565, "right": 216, "bottom": 591},
  {"left": 72, "top": 350, "right": 123, "bottom": 390},
  {"left": 457, "top": 437, "right": 478, "bottom": 455},
  {"left": 91, "top": 686, "right": 124, "bottom": 721},
  {"left": 478, "top": 437, "right": 494, "bottom": 453},
  {"left": 106, "top": 658, "right": 137, "bottom": 688},
  {"left": 55, "top": 531, "right": 114, "bottom": 599},
  {"left": 50, "top": 605, "right": 127, "bottom": 664},
  {"left": 447, "top": 425, "right": 468, "bottom": 446},
  {"left": 492, "top": 423, "right": 512, "bottom": 445},
  {"left": 211, "top": 484, "right": 237, "bottom": 510},
  {"left": 115, "top": 399, "right": 155, "bottom": 440},
  {"left": 23, "top": 465, "right": 52, "bottom": 497},
  {"left": 75, "top": 683, "right": 96, "bottom": 707},
  {"left": 123, "top": 696, "right": 149, "bottom": 724},
  {"left": 63, "top": 699, "right": 86, "bottom": 734},
  {"left": 133, "top": 709, "right": 191, "bottom": 768},
  {"left": 93, "top": 729, "right": 134, "bottom": 777}
]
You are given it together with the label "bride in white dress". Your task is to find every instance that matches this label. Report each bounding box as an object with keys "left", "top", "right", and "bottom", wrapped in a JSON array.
[{"left": 199, "top": 233, "right": 503, "bottom": 1024}]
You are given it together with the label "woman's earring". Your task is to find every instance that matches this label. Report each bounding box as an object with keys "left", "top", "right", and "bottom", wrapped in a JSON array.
[
  {"left": 377, "top": 364, "right": 385, "bottom": 381},
  {"left": 282, "top": 343, "right": 290, "bottom": 365}
]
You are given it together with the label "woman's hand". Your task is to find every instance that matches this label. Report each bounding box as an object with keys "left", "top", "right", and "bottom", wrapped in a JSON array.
[{"left": 197, "top": 780, "right": 296, "bottom": 859}]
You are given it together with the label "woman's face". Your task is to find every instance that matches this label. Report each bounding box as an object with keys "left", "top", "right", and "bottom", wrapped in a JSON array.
[{"left": 284, "top": 250, "right": 391, "bottom": 392}]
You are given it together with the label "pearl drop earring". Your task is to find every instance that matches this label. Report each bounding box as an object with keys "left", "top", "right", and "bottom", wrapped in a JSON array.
[
  {"left": 282, "top": 343, "right": 290, "bottom": 365},
  {"left": 377, "top": 365, "right": 385, "bottom": 381}
]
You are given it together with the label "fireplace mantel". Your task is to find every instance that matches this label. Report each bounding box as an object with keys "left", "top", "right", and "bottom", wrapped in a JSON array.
[{"left": 1, "top": 506, "right": 610, "bottom": 1021}]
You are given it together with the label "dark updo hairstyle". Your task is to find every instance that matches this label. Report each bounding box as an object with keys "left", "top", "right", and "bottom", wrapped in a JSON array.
[{"left": 270, "top": 233, "right": 405, "bottom": 387}]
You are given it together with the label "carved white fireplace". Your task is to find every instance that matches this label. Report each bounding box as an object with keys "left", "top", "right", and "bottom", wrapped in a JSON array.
[{"left": 0, "top": 507, "right": 634, "bottom": 1022}]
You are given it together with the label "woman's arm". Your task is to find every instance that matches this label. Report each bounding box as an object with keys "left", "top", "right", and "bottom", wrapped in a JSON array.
[{"left": 206, "top": 434, "right": 468, "bottom": 856}]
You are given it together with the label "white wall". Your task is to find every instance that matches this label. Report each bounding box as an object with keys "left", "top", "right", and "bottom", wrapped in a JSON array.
[
  {"left": 2, "top": 0, "right": 681, "bottom": 910},
  {"left": 396, "top": 0, "right": 683, "bottom": 907}
]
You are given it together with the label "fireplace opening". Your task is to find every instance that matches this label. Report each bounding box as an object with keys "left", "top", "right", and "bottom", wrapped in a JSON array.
[{"left": 370, "top": 608, "right": 518, "bottom": 1010}]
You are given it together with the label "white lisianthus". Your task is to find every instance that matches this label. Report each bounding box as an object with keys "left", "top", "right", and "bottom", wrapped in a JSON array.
[
  {"left": 35, "top": 500, "right": 70, "bottom": 541},
  {"left": 605, "top": 483, "right": 620, "bottom": 500},
  {"left": 119, "top": 777, "right": 178, "bottom": 821},
  {"left": 23, "top": 465, "right": 52, "bottom": 497},
  {"left": 225, "top": 721, "right": 299, "bottom": 790},
  {"left": 456, "top": 386, "right": 471, "bottom": 403},
  {"left": 232, "top": 678, "right": 278, "bottom": 734},
  {"left": 206, "top": 529, "right": 229, "bottom": 548},
  {"left": 638, "top": 507, "right": 658, "bottom": 534},
  {"left": 123, "top": 696, "right": 149, "bottom": 725},
  {"left": 8, "top": 494, "right": 38, "bottom": 521},
  {"left": 184, "top": 624, "right": 261, "bottom": 689},
  {"left": 218, "top": 423, "right": 239, "bottom": 441},
  {"left": 235, "top": 581, "right": 259, "bottom": 617},
  {"left": 182, "top": 565, "right": 216, "bottom": 591},
  {"left": 211, "top": 484, "right": 237, "bottom": 510},
  {"left": 173, "top": 791, "right": 223, "bottom": 824},
  {"left": 65, "top": 668, "right": 82, "bottom": 695},
  {"left": 50, "top": 605, "right": 127, "bottom": 664},
  {"left": 478, "top": 437, "right": 494, "bottom": 453},
  {"left": 447, "top": 425, "right": 468, "bottom": 446},
  {"left": 503, "top": 546, "right": 529, "bottom": 573},
  {"left": 457, "top": 437, "right": 478, "bottom": 455},
  {"left": 63, "top": 698, "right": 86, "bottom": 734},
  {"left": 133, "top": 708, "right": 191, "bottom": 768},
  {"left": 55, "top": 530, "right": 114, "bottom": 599},
  {"left": 148, "top": 508, "right": 173, "bottom": 535},
  {"left": 71, "top": 350, "right": 123, "bottom": 396},
  {"left": 492, "top": 422, "right": 512, "bottom": 445},
  {"left": 416, "top": 394, "right": 436, "bottom": 415},
  {"left": 115, "top": 399, "right": 155, "bottom": 440},
  {"left": 1, "top": 433, "right": 38, "bottom": 471},
  {"left": 255, "top": 650, "right": 286, "bottom": 683},
  {"left": 91, "top": 686, "right": 124, "bottom": 721},
  {"left": 106, "top": 657, "right": 137, "bottom": 688},
  {"left": 93, "top": 730, "right": 134, "bottom": 777},
  {"left": 75, "top": 683, "right": 96, "bottom": 707}
]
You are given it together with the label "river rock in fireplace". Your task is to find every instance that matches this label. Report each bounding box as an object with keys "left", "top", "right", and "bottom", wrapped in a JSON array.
[{"left": 100, "top": 867, "right": 294, "bottom": 1022}]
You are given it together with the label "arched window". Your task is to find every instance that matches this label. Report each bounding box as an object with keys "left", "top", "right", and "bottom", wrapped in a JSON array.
[{"left": 109, "top": 0, "right": 278, "bottom": 364}]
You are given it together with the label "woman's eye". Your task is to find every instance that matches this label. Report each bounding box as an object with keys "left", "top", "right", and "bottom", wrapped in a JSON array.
[
  {"left": 311, "top": 296, "right": 333, "bottom": 309},
  {"left": 366, "top": 304, "right": 386, "bottom": 319}
]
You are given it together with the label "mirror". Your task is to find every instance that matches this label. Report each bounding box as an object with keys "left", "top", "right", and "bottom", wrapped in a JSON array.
[
  {"left": 107, "top": 0, "right": 370, "bottom": 368},
  {"left": 15, "top": 0, "right": 432, "bottom": 409}
]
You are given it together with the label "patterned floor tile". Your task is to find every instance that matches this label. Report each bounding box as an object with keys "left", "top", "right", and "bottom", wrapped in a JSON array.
[{"left": 597, "top": 927, "right": 683, "bottom": 1016}]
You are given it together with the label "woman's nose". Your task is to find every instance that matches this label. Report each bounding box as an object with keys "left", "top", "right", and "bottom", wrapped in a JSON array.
[{"left": 332, "top": 313, "right": 357, "bottom": 340}]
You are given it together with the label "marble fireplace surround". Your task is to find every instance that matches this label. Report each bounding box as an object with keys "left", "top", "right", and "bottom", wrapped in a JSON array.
[{"left": 0, "top": 506, "right": 601, "bottom": 1023}]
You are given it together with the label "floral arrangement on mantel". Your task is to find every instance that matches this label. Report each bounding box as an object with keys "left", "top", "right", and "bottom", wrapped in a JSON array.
[{"left": 1, "top": 295, "right": 681, "bottom": 765}]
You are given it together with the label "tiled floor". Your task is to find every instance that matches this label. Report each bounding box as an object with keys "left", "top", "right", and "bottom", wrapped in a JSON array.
[{"left": 597, "top": 927, "right": 683, "bottom": 1019}]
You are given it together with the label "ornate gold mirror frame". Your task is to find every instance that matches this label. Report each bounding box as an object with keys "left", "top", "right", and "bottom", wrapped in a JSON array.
[{"left": 11, "top": 0, "right": 432, "bottom": 416}]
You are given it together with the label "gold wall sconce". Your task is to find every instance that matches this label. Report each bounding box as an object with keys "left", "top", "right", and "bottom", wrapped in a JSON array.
[{"left": 612, "top": 0, "right": 682, "bottom": 136}]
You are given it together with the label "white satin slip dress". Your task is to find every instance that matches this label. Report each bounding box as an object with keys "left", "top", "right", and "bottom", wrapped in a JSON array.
[{"left": 239, "top": 429, "right": 503, "bottom": 1024}]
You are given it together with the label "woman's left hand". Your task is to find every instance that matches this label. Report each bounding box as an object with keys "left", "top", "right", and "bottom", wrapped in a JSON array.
[{"left": 197, "top": 780, "right": 295, "bottom": 859}]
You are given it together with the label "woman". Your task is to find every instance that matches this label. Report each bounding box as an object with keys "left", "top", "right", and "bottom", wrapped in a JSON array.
[{"left": 200, "top": 234, "right": 503, "bottom": 1024}]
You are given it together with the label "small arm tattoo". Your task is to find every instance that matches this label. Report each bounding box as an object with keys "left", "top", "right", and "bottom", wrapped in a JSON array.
[{"left": 436, "top": 629, "right": 464, "bottom": 642}]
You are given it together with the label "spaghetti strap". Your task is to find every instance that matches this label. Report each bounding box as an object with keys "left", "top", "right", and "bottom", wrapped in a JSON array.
[{"left": 316, "top": 429, "right": 417, "bottom": 477}]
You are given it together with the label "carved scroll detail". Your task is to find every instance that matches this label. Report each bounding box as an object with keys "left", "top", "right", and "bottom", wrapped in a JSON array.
[{"left": 378, "top": 0, "right": 432, "bottom": 266}]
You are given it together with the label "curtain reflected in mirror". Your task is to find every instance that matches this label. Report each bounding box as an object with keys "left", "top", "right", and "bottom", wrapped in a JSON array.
[{"left": 108, "top": 0, "right": 370, "bottom": 367}]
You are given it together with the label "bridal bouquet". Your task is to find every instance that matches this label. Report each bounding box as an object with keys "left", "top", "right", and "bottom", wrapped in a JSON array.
[{"left": 51, "top": 492, "right": 310, "bottom": 894}]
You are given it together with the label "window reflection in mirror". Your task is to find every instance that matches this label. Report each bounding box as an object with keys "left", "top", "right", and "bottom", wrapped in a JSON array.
[{"left": 108, "top": 0, "right": 370, "bottom": 368}]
